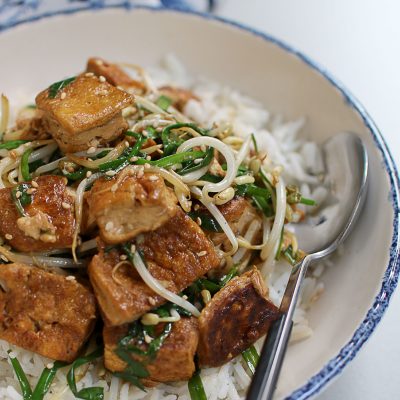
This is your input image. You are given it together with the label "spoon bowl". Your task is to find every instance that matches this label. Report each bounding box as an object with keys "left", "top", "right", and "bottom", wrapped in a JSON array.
[{"left": 247, "top": 132, "right": 369, "bottom": 400}]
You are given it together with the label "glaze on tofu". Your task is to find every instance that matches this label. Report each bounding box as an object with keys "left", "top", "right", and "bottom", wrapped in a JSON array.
[
  {"left": 35, "top": 74, "right": 133, "bottom": 153},
  {"left": 0, "top": 176, "right": 75, "bottom": 252},
  {"left": 86, "top": 57, "right": 145, "bottom": 94},
  {"left": 0, "top": 263, "right": 97, "bottom": 362},
  {"left": 87, "top": 170, "right": 178, "bottom": 244},
  {"left": 88, "top": 209, "right": 220, "bottom": 326},
  {"left": 103, "top": 317, "right": 199, "bottom": 385},
  {"left": 197, "top": 268, "right": 280, "bottom": 367}
]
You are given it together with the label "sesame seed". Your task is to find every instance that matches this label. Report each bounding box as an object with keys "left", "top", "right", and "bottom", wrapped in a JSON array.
[
  {"left": 125, "top": 141, "right": 130, "bottom": 148},
  {"left": 182, "top": 295, "right": 188, "bottom": 300},
  {"left": 99, "top": 75, "right": 106, "bottom": 83},
  {"left": 0, "top": 255, "right": 8, "bottom": 262},
  {"left": 106, "top": 170, "right": 116, "bottom": 176},
  {"left": 111, "top": 184, "right": 119, "bottom": 192},
  {"left": 8, "top": 352, "right": 16, "bottom": 359},
  {"left": 196, "top": 217, "right": 202, "bottom": 226},
  {"left": 86, "top": 170, "right": 92, "bottom": 178},
  {"left": 144, "top": 334, "right": 153, "bottom": 344},
  {"left": 31, "top": 181, "right": 39, "bottom": 188},
  {"left": 15, "top": 191, "right": 22, "bottom": 199},
  {"left": 142, "top": 130, "right": 148, "bottom": 137},
  {"left": 87, "top": 146, "right": 96, "bottom": 154},
  {"left": 148, "top": 297, "right": 156, "bottom": 306},
  {"left": 156, "top": 127, "right": 163, "bottom": 132},
  {"left": 197, "top": 250, "right": 207, "bottom": 257},
  {"left": 26, "top": 188, "right": 36, "bottom": 194},
  {"left": 130, "top": 156, "right": 138, "bottom": 162},
  {"left": 146, "top": 156, "right": 151, "bottom": 161},
  {"left": 119, "top": 254, "right": 127, "bottom": 261},
  {"left": 65, "top": 276, "right": 75, "bottom": 281},
  {"left": 5, "top": 234, "right": 13, "bottom": 240},
  {"left": 130, "top": 244, "right": 136, "bottom": 253},
  {"left": 60, "top": 92, "right": 66, "bottom": 100},
  {"left": 105, "top": 221, "right": 114, "bottom": 231},
  {"left": 46, "top": 363, "right": 54, "bottom": 369},
  {"left": 144, "top": 163, "right": 151, "bottom": 169},
  {"left": 62, "top": 202, "right": 71, "bottom": 210},
  {"left": 148, "top": 175, "right": 158, "bottom": 181},
  {"left": 194, "top": 204, "right": 200, "bottom": 211},
  {"left": 194, "top": 158, "right": 203, "bottom": 165},
  {"left": 85, "top": 72, "right": 94, "bottom": 77},
  {"left": 95, "top": 59, "right": 104, "bottom": 66}
]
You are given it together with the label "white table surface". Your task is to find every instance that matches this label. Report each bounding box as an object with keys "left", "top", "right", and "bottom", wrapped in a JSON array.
[{"left": 213, "top": 1, "right": 400, "bottom": 399}]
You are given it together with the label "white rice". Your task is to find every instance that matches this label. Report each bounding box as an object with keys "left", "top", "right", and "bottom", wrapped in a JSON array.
[{"left": 0, "top": 55, "right": 327, "bottom": 399}]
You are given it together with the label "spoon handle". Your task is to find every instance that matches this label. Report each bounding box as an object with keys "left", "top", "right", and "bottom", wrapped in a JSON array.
[{"left": 246, "top": 255, "right": 312, "bottom": 400}]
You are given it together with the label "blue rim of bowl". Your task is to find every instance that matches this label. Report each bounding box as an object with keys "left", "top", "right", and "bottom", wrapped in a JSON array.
[{"left": 1, "top": 4, "right": 399, "bottom": 400}]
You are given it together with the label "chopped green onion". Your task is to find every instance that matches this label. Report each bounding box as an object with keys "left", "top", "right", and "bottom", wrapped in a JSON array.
[
  {"left": 220, "top": 266, "right": 238, "bottom": 286},
  {"left": 0, "top": 140, "right": 29, "bottom": 150},
  {"left": 236, "top": 183, "right": 271, "bottom": 199},
  {"left": 300, "top": 197, "right": 317, "bottom": 206},
  {"left": 8, "top": 351, "right": 33, "bottom": 399},
  {"left": 136, "top": 150, "right": 205, "bottom": 168},
  {"left": 64, "top": 168, "right": 89, "bottom": 181},
  {"left": 32, "top": 361, "right": 67, "bottom": 400},
  {"left": 66, "top": 347, "right": 104, "bottom": 400},
  {"left": 146, "top": 323, "right": 172, "bottom": 360},
  {"left": 178, "top": 146, "right": 214, "bottom": 176},
  {"left": 199, "top": 173, "right": 222, "bottom": 183},
  {"left": 161, "top": 123, "right": 207, "bottom": 156},
  {"left": 48, "top": 77, "right": 76, "bottom": 99},
  {"left": 196, "top": 278, "right": 222, "bottom": 294},
  {"left": 11, "top": 183, "right": 32, "bottom": 216},
  {"left": 113, "top": 371, "right": 146, "bottom": 391},
  {"left": 156, "top": 95, "right": 172, "bottom": 111},
  {"left": 242, "top": 345, "right": 259, "bottom": 375},
  {"left": 283, "top": 245, "right": 298, "bottom": 266},
  {"left": 275, "top": 228, "right": 285, "bottom": 260},
  {"left": 251, "top": 133, "right": 259, "bottom": 154},
  {"left": 252, "top": 195, "right": 274, "bottom": 218},
  {"left": 188, "top": 211, "right": 223, "bottom": 233},
  {"left": 188, "top": 370, "right": 207, "bottom": 400},
  {"left": 8, "top": 351, "right": 66, "bottom": 400},
  {"left": 21, "top": 148, "right": 33, "bottom": 181}
]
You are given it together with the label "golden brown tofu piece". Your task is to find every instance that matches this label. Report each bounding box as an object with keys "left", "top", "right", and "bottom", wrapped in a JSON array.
[
  {"left": 0, "top": 263, "right": 97, "bottom": 362},
  {"left": 87, "top": 57, "right": 145, "bottom": 94},
  {"left": 103, "top": 317, "right": 199, "bottom": 385},
  {"left": 158, "top": 86, "right": 199, "bottom": 112},
  {"left": 0, "top": 176, "right": 75, "bottom": 252},
  {"left": 88, "top": 209, "right": 220, "bottom": 326},
  {"left": 87, "top": 171, "right": 178, "bottom": 244},
  {"left": 35, "top": 74, "right": 133, "bottom": 153},
  {"left": 197, "top": 268, "right": 280, "bottom": 367}
]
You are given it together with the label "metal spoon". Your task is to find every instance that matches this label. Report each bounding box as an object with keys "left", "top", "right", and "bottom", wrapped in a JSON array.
[{"left": 246, "top": 132, "right": 369, "bottom": 400}]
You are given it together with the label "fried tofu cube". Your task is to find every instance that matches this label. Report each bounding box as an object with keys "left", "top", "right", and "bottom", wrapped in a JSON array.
[
  {"left": 87, "top": 170, "right": 178, "bottom": 244},
  {"left": 88, "top": 209, "right": 220, "bottom": 326},
  {"left": 0, "top": 176, "right": 75, "bottom": 252},
  {"left": 35, "top": 74, "right": 133, "bottom": 153},
  {"left": 86, "top": 57, "right": 145, "bottom": 94},
  {"left": 197, "top": 267, "right": 280, "bottom": 367},
  {"left": 103, "top": 317, "right": 199, "bottom": 385},
  {"left": 0, "top": 263, "right": 97, "bottom": 362}
]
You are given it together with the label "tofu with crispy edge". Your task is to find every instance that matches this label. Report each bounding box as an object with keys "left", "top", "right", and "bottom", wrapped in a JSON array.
[
  {"left": 0, "top": 176, "right": 75, "bottom": 252},
  {"left": 197, "top": 267, "right": 280, "bottom": 367},
  {"left": 0, "top": 263, "right": 97, "bottom": 362},
  {"left": 103, "top": 317, "right": 199, "bottom": 386},
  {"left": 35, "top": 74, "right": 133, "bottom": 153},
  {"left": 87, "top": 170, "right": 178, "bottom": 244},
  {"left": 88, "top": 208, "right": 220, "bottom": 326},
  {"left": 86, "top": 57, "right": 145, "bottom": 94}
]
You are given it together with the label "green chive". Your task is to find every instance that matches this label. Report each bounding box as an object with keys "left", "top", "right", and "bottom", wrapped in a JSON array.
[
  {"left": 188, "top": 211, "right": 222, "bottom": 233},
  {"left": 251, "top": 133, "right": 259, "bottom": 154},
  {"left": 300, "top": 197, "right": 317, "bottom": 206},
  {"left": 8, "top": 351, "right": 33, "bottom": 399},
  {"left": 220, "top": 266, "right": 238, "bottom": 286},
  {"left": 242, "top": 345, "right": 259, "bottom": 375},
  {"left": 48, "top": 77, "right": 76, "bottom": 99},
  {"left": 32, "top": 361, "right": 67, "bottom": 400},
  {"left": 156, "top": 95, "right": 172, "bottom": 111},
  {"left": 66, "top": 347, "right": 104, "bottom": 400},
  {"left": 178, "top": 146, "right": 214, "bottom": 176},
  {"left": 188, "top": 370, "right": 207, "bottom": 400},
  {"left": 0, "top": 140, "right": 29, "bottom": 150},
  {"left": 21, "top": 148, "right": 33, "bottom": 181}
]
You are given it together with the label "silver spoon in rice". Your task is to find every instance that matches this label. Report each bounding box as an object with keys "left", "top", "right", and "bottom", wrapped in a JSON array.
[{"left": 246, "top": 132, "right": 369, "bottom": 400}]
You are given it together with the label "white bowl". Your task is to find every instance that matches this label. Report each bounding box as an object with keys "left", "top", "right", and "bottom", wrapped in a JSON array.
[{"left": 0, "top": 5, "right": 399, "bottom": 399}]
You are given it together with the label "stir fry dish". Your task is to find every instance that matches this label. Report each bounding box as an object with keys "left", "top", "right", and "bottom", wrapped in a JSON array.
[{"left": 0, "top": 57, "right": 315, "bottom": 399}]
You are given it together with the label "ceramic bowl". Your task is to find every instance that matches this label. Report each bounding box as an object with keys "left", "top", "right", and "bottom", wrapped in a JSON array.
[{"left": 0, "top": 5, "right": 399, "bottom": 399}]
